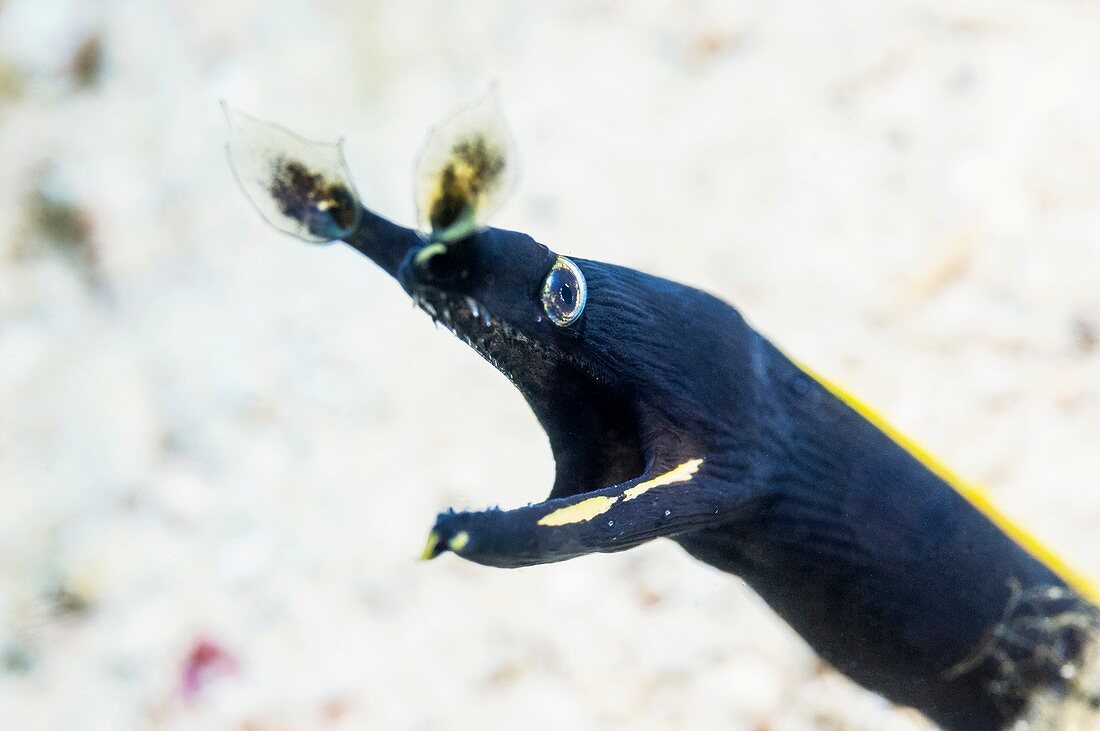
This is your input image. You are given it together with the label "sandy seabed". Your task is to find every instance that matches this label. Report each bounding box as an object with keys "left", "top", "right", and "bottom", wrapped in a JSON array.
[{"left": 1, "top": 1, "right": 1099, "bottom": 729}]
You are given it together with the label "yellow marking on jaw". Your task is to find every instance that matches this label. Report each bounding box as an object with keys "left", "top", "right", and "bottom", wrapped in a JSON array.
[
  {"left": 538, "top": 496, "right": 618, "bottom": 526},
  {"left": 419, "top": 530, "right": 440, "bottom": 561},
  {"left": 448, "top": 531, "right": 470, "bottom": 552},
  {"left": 537, "top": 459, "right": 704, "bottom": 528},
  {"left": 793, "top": 358, "right": 1100, "bottom": 603},
  {"left": 622, "top": 459, "right": 704, "bottom": 501}
]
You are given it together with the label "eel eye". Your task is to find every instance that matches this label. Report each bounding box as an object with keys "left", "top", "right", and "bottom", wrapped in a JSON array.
[{"left": 541, "top": 257, "right": 587, "bottom": 327}]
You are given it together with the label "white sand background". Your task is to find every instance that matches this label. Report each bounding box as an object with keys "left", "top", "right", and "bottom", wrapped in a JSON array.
[{"left": 1, "top": 0, "right": 1099, "bottom": 729}]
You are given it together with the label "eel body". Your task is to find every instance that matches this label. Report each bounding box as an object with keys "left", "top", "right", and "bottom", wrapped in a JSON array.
[{"left": 225, "top": 108, "right": 1099, "bottom": 730}]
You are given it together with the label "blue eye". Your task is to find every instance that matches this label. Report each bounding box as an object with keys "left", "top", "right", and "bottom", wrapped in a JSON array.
[{"left": 541, "top": 257, "right": 587, "bottom": 327}]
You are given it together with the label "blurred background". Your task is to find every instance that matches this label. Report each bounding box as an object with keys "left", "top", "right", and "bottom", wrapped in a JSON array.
[{"left": 1, "top": 1, "right": 1099, "bottom": 729}]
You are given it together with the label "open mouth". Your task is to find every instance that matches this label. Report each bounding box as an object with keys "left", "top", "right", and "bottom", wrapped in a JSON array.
[
  {"left": 224, "top": 103, "right": 712, "bottom": 568},
  {"left": 408, "top": 284, "right": 647, "bottom": 503},
  {"left": 223, "top": 99, "right": 651, "bottom": 508}
]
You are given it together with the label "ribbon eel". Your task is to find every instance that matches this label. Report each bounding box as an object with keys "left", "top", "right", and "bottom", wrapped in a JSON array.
[{"left": 225, "top": 101, "right": 1098, "bottom": 731}]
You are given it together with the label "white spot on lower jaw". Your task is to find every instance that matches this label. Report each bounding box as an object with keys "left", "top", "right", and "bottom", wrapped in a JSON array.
[{"left": 448, "top": 531, "right": 469, "bottom": 552}]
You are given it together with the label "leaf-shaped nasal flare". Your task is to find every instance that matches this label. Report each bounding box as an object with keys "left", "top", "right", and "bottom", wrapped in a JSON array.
[
  {"left": 223, "top": 103, "right": 361, "bottom": 244},
  {"left": 414, "top": 92, "right": 516, "bottom": 243}
]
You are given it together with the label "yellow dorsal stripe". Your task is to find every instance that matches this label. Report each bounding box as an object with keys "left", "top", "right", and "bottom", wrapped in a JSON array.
[{"left": 793, "top": 358, "right": 1099, "bottom": 603}]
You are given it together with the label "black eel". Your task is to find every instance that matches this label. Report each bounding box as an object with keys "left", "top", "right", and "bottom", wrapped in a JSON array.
[{"left": 224, "top": 105, "right": 1099, "bottom": 730}]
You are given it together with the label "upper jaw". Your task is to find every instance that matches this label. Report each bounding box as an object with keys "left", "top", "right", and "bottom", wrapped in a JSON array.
[
  {"left": 405, "top": 285, "right": 548, "bottom": 376},
  {"left": 340, "top": 208, "right": 424, "bottom": 279},
  {"left": 410, "top": 286, "right": 495, "bottom": 338}
]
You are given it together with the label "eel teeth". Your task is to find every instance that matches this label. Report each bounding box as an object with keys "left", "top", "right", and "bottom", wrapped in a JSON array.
[
  {"left": 465, "top": 297, "right": 480, "bottom": 320},
  {"left": 422, "top": 300, "right": 438, "bottom": 318}
]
